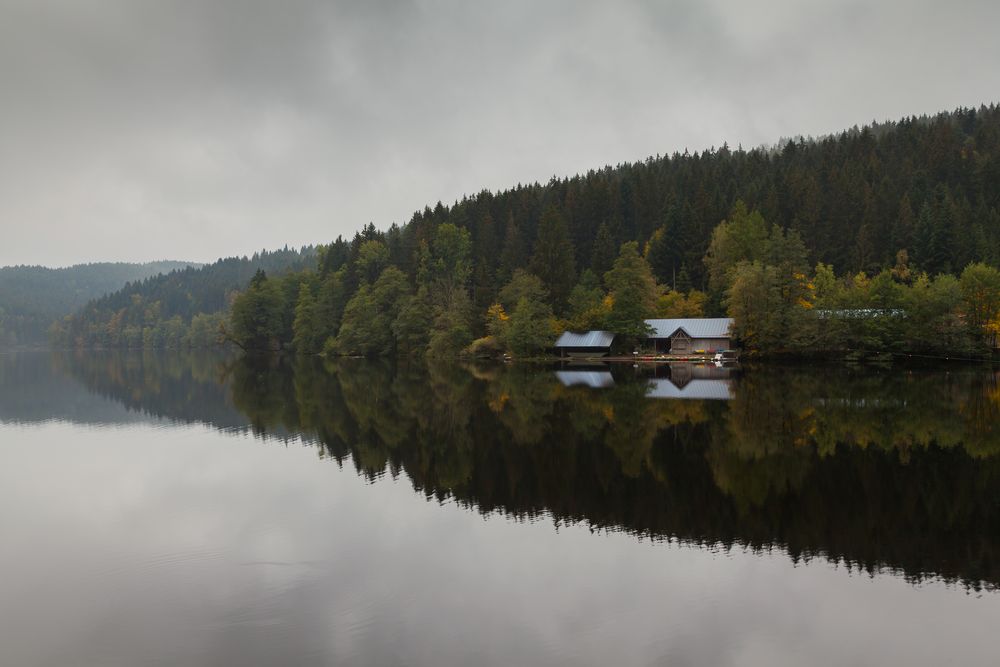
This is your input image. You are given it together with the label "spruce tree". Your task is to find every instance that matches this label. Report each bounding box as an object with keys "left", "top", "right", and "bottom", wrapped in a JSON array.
[
  {"left": 530, "top": 206, "right": 577, "bottom": 313},
  {"left": 292, "top": 283, "right": 318, "bottom": 353},
  {"left": 590, "top": 222, "right": 616, "bottom": 278},
  {"left": 497, "top": 213, "right": 526, "bottom": 286},
  {"left": 644, "top": 226, "right": 674, "bottom": 284}
]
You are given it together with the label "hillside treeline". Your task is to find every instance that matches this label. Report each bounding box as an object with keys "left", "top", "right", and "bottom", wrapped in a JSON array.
[
  {"left": 232, "top": 204, "right": 999, "bottom": 358},
  {"left": 0, "top": 261, "right": 195, "bottom": 346},
  {"left": 52, "top": 247, "right": 315, "bottom": 348},
  {"left": 64, "top": 105, "right": 1000, "bottom": 354}
]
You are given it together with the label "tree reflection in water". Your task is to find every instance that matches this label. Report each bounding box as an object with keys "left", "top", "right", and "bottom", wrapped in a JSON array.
[{"left": 36, "top": 350, "right": 1000, "bottom": 589}]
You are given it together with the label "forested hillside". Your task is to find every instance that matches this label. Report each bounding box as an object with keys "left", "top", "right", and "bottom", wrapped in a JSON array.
[
  {"left": 0, "top": 261, "right": 196, "bottom": 346},
  {"left": 385, "top": 103, "right": 1000, "bottom": 293},
  {"left": 54, "top": 248, "right": 316, "bottom": 348},
  {"left": 66, "top": 105, "right": 1000, "bottom": 355}
]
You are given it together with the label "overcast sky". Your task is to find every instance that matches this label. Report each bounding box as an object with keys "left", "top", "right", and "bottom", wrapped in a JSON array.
[{"left": 2, "top": 0, "right": 999, "bottom": 267}]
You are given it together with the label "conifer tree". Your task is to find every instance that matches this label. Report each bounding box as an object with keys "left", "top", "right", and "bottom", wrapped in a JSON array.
[
  {"left": 590, "top": 222, "right": 616, "bottom": 278},
  {"left": 603, "top": 242, "right": 659, "bottom": 344},
  {"left": 893, "top": 193, "right": 915, "bottom": 257},
  {"left": 644, "top": 226, "right": 674, "bottom": 285},
  {"left": 497, "top": 214, "right": 526, "bottom": 286},
  {"left": 530, "top": 206, "right": 577, "bottom": 312},
  {"left": 674, "top": 264, "right": 693, "bottom": 293},
  {"left": 472, "top": 212, "right": 499, "bottom": 311},
  {"left": 426, "top": 224, "right": 474, "bottom": 356},
  {"left": 292, "top": 283, "right": 319, "bottom": 353}
]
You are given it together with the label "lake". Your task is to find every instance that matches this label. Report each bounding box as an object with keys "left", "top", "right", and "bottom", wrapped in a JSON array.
[{"left": 2, "top": 350, "right": 1000, "bottom": 666}]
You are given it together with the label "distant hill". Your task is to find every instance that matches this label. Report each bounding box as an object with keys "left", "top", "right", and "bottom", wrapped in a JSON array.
[
  {"left": 55, "top": 247, "right": 317, "bottom": 348},
  {"left": 0, "top": 261, "right": 198, "bottom": 345}
]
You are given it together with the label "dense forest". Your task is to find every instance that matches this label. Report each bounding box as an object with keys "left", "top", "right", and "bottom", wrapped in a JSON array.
[
  {"left": 26, "top": 350, "right": 1000, "bottom": 589},
  {"left": 65, "top": 105, "right": 1000, "bottom": 356},
  {"left": 0, "top": 261, "right": 195, "bottom": 346},
  {"left": 53, "top": 247, "right": 316, "bottom": 349}
]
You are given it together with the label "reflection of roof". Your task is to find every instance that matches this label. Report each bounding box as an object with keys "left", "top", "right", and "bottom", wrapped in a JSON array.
[
  {"left": 645, "top": 318, "right": 733, "bottom": 339},
  {"left": 555, "top": 371, "right": 615, "bottom": 388},
  {"left": 646, "top": 378, "right": 733, "bottom": 400},
  {"left": 554, "top": 331, "right": 615, "bottom": 348}
]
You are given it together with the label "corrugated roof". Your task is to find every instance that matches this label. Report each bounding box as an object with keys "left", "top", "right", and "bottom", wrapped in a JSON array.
[
  {"left": 646, "top": 378, "right": 733, "bottom": 400},
  {"left": 554, "top": 331, "right": 615, "bottom": 348},
  {"left": 645, "top": 318, "right": 734, "bottom": 339}
]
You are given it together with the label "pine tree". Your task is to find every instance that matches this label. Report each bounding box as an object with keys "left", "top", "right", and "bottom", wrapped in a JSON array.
[
  {"left": 497, "top": 213, "right": 526, "bottom": 286},
  {"left": 292, "top": 283, "right": 318, "bottom": 353},
  {"left": 472, "top": 212, "right": 499, "bottom": 312},
  {"left": 915, "top": 201, "right": 951, "bottom": 275},
  {"left": 590, "top": 222, "right": 616, "bottom": 278},
  {"left": 645, "top": 225, "right": 674, "bottom": 285},
  {"left": 675, "top": 264, "right": 693, "bottom": 293},
  {"left": 893, "top": 193, "right": 915, "bottom": 255},
  {"left": 530, "top": 206, "right": 577, "bottom": 313}
]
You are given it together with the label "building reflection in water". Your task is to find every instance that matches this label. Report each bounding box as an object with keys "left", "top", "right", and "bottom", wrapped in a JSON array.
[{"left": 556, "top": 362, "right": 735, "bottom": 400}]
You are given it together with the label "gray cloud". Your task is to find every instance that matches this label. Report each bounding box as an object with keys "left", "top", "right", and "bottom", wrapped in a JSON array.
[{"left": 1, "top": 0, "right": 999, "bottom": 266}]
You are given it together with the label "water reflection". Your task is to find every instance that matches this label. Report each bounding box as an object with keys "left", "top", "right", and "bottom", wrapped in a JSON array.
[
  {"left": 4, "top": 350, "right": 1000, "bottom": 590},
  {"left": 556, "top": 362, "right": 736, "bottom": 399},
  {"left": 555, "top": 367, "right": 615, "bottom": 389},
  {"left": 643, "top": 363, "right": 736, "bottom": 400}
]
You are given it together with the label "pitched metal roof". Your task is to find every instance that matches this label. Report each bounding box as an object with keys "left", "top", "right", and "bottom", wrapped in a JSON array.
[
  {"left": 645, "top": 318, "right": 734, "bottom": 339},
  {"left": 646, "top": 378, "right": 734, "bottom": 400},
  {"left": 554, "top": 330, "right": 615, "bottom": 348}
]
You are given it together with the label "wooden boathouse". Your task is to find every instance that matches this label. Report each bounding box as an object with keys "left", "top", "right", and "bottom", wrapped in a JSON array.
[{"left": 645, "top": 318, "right": 734, "bottom": 355}]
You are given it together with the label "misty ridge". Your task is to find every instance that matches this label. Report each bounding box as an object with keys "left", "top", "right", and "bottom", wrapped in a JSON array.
[
  {"left": 0, "top": 250, "right": 315, "bottom": 347},
  {"left": 0, "top": 261, "right": 197, "bottom": 345}
]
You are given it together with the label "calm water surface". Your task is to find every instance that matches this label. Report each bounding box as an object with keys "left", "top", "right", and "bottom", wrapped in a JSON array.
[{"left": 2, "top": 350, "right": 1000, "bottom": 666}]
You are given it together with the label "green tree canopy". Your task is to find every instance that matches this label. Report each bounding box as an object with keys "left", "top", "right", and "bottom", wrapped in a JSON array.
[
  {"left": 566, "top": 269, "right": 608, "bottom": 331},
  {"left": 491, "top": 270, "right": 555, "bottom": 356},
  {"left": 603, "top": 242, "right": 659, "bottom": 343},
  {"left": 960, "top": 263, "right": 1000, "bottom": 346},
  {"left": 335, "top": 266, "right": 411, "bottom": 357},
  {"left": 228, "top": 270, "right": 286, "bottom": 351}
]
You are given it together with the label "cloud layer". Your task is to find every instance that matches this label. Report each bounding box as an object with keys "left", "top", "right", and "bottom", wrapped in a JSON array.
[{"left": 2, "top": 0, "right": 999, "bottom": 266}]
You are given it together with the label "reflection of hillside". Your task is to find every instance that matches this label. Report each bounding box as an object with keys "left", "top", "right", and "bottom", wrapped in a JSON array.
[
  {"left": 9, "top": 351, "right": 1000, "bottom": 589},
  {"left": 230, "top": 358, "right": 1000, "bottom": 589},
  {"left": 0, "top": 351, "right": 147, "bottom": 425},
  {"left": 51, "top": 350, "right": 249, "bottom": 430}
]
